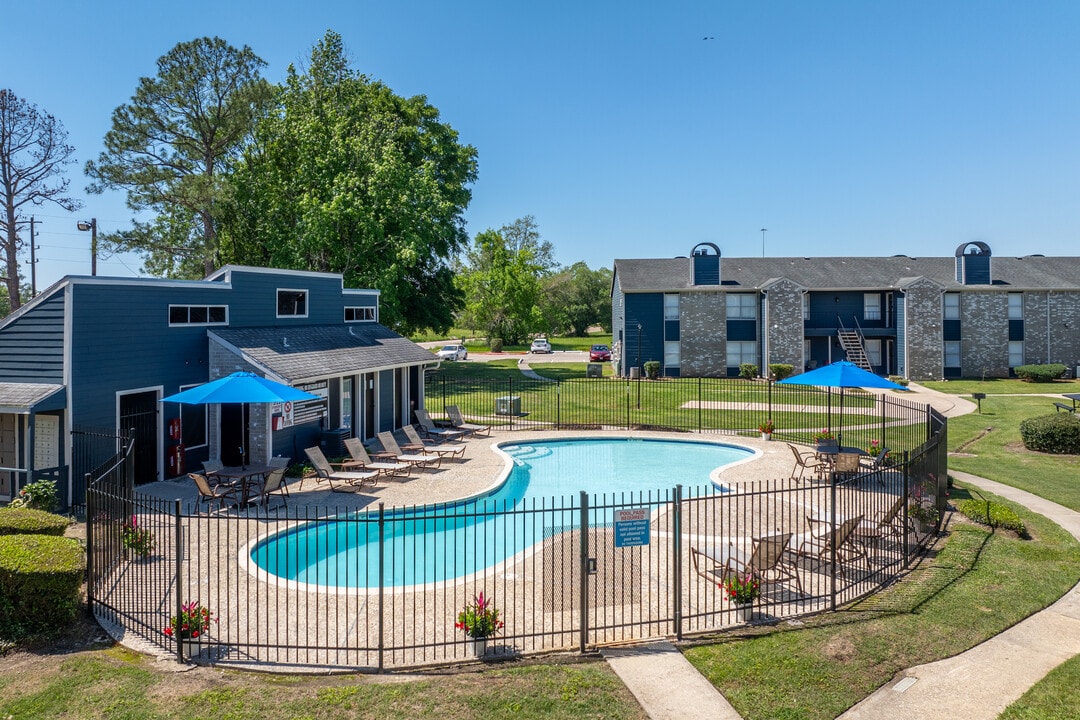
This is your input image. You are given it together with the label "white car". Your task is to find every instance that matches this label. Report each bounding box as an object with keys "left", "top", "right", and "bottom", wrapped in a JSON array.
[
  {"left": 435, "top": 344, "right": 468, "bottom": 361},
  {"left": 529, "top": 338, "right": 552, "bottom": 354}
]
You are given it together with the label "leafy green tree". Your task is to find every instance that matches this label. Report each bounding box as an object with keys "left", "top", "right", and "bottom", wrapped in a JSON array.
[
  {"left": 0, "top": 89, "right": 81, "bottom": 312},
  {"left": 219, "top": 31, "right": 477, "bottom": 333},
  {"left": 541, "top": 262, "right": 612, "bottom": 336},
  {"left": 457, "top": 223, "right": 548, "bottom": 346},
  {"left": 85, "top": 37, "right": 272, "bottom": 277}
]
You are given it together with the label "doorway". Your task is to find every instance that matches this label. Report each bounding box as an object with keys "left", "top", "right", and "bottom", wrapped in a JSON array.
[
  {"left": 364, "top": 374, "right": 376, "bottom": 440},
  {"left": 119, "top": 390, "right": 159, "bottom": 484},
  {"left": 0, "top": 414, "right": 15, "bottom": 500},
  {"left": 220, "top": 404, "right": 248, "bottom": 466}
]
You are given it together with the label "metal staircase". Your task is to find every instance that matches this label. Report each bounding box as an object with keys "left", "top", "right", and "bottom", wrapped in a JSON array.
[{"left": 837, "top": 324, "right": 873, "bottom": 371}]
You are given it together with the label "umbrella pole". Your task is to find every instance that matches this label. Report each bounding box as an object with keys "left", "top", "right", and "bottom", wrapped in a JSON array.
[{"left": 838, "top": 388, "right": 844, "bottom": 447}]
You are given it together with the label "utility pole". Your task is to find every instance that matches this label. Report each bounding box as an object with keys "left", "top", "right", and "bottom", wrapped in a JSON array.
[
  {"left": 29, "top": 216, "right": 37, "bottom": 296},
  {"left": 760, "top": 228, "right": 767, "bottom": 257}
]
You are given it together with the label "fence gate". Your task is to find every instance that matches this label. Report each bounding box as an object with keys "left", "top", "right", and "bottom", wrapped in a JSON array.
[{"left": 119, "top": 391, "right": 158, "bottom": 484}]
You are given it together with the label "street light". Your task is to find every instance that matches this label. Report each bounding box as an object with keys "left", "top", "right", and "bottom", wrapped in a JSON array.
[{"left": 76, "top": 218, "right": 97, "bottom": 276}]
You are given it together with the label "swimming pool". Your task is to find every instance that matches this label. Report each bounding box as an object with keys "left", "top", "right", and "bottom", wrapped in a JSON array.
[{"left": 249, "top": 437, "right": 755, "bottom": 589}]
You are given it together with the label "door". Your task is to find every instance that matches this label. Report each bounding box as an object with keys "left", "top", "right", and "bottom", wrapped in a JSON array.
[
  {"left": 364, "top": 374, "right": 376, "bottom": 440},
  {"left": 220, "top": 404, "right": 248, "bottom": 466},
  {"left": 0, "top": 414, "right": 15, "bottom": 500},
  {"left": 119, "top": 391, "right": 159, "bottom": 485}
]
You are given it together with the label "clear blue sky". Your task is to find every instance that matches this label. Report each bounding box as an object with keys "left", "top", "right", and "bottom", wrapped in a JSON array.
[{"left": 4, "top": 1, "right": 1079, "bottom": 290}]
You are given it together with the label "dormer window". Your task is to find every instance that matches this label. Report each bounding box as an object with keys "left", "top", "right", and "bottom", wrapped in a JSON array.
[{"left": 277, "top": 289, "right": 308, "bottom": 318}]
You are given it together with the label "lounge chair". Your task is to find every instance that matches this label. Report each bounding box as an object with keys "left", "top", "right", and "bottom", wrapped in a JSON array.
[
  {"left": 302, "top": 446, "right": 379, "bottom": 492},
  {"left": 691, "top": 531, "right": 802, "bottom": 594},
  {"left": 252, "top": 466, "right": 288, "bottom": 508},
  {"left": 377, "top": 432, "right": 441, "bottom": 470},
  {"left": 791, "top": 515, "right": 867, "bottom": 574},
  {"left": 445, "top": 405, "right": 491, "bottom": 437},
  {"left": 787, "top": 443, "right": 825, "bottom": 482},
  {"left": 413, "top": 408, "right": 468, "bottom": 442},
  {"left": 401, "top": 425, "right": 466, "bottom": 461},
  {"left": 343, "top": 437, "right": 412, "bottom": 478},
  {"left": 190, "top": 472, "right": 240, "bottom": 512}
]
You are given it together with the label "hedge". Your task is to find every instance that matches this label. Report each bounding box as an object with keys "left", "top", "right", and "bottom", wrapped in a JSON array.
[
  {"left": 1014, "top": 363, "right": 1067, "bottom": 382},
  {"left": 768, "top": 364, "right": 794, "bottom": 381},
  {"left": 1019, "top": 413, "right": 1080, "bottom": 454},
  {"left": 0, "top": 534, "right": 85, "bottom": 639},
  {"left": 955, "top": 498, "right": 1028, "bottom": 537},
  {"left": 0, "top": 507, "right": 71, "bottom": 537}
]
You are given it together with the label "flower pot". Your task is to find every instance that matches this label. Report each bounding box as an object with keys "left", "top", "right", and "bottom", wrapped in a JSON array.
[
  {"left": 733, "top": 603, "right": 753, "bottom": 623},
  {"left": 760, "top": 432, "right": 772, "bottom": 441},
  {"left": 915, "top": 518, "right": 934, "bottom": 535},
  {"left": 469, "top": 636, "right": 488, "bottom": 657},
  {"left": 181, "top": 639, "right": 202, "bottom": 660}
]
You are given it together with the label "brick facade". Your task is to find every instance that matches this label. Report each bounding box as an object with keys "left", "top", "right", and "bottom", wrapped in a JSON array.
[
  {"left": 679, "top": 292, "right": 727, "bottom": 377},
  {"left": 763, "top": 279, "right": 804, "bottom": 373},
  {"left": 902, "top": 279, "right": 944, "bottom": 380}
]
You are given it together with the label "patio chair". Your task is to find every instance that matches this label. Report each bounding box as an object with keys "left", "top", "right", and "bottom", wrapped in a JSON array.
[
  {"left": 343, "top": 437, "right": 412, "bottom": 478},
  {"left": 401, "top": 425, "right": 466, "bottom": 461},
  {"left": 414, "top": 408, "right": 469, "bottom": 442},
  {"left": 445, "top": 405, "right": 491, "bottom": 437},
  {"left": 302, "top": 446, "right": 379, "bottom": 492},
  {"left": 832, "top": 451, "right": 862, "bottom": 481},
  {"left": 266, "top": 455, "right": 292, "bottom": 495},
  {"left": 691, "top": 531, "right": 802, "bottom": 594},
  {"left": 202, "top": 459, "right": 223, "bottom": 475},
  {"left": 252, "top": 466, "right": 288, "bottom": 508},
  {"left": 787, "top": 443, "right": 825, "bottom": 482},
  {"left": 861, "top": 448, "right": 892, "bottom": 486},
  {"left": 377, "top": 432, "right": 441, "bottom": 470},
  {"left": 190, "top": 472, "right": 240, "bottom": 512},
  {"left": 791, "top": 515, "right": 867, "bottom": 575}
]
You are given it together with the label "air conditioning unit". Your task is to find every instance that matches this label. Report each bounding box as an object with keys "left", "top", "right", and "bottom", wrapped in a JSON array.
[{"left": 495, "top": 395, "right": 521, "bottom": 416}]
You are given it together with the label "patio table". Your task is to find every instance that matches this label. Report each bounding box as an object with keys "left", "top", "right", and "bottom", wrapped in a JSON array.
[{"left": 208, "top": 465, "right": 272, "bottom": 506}]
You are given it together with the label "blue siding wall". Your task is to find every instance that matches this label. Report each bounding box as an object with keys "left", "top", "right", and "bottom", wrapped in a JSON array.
[
  {"left": 611, "top": 275, "right": 626, "bottom": 373},
  {"left": 225, "top": 270, "right": 378, "bottom": 327},
  {"left": 623, "top": 294, "right": 664, "bottom": 371},
  {"left": 0, "top": 291, "right": 65, "bottom": 382},
  {"left": 807, "top": 291, "right": 869, "bottom": 328},
  {"left": 378, "top": 369, "right": 395, "bottom": 430}
]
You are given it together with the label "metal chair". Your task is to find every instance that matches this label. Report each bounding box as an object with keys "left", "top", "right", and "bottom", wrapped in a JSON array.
[{"left": 787, "top": 443, "right": 825, "bottom": 482}]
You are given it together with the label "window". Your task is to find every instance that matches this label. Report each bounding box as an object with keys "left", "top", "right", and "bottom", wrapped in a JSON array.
[
  {"left": 277, "top": 289, "right": 308, "bottom": 317},
  {"left": 944, "top": 341, "right": 961, "bottom": 368},
  {"left": 341, "top": 377, "right": 353, "bottom": 430},
  {"left": 179, "top": 385, "right": 207, "bottom": 449},
  {"left": 1008, "top": 293, "right": 1023, "bottom": 321},
  {"left": 802, "top": 293, "right": 809, "bottom": 320},
  {"left": 864, "top": 293, "right": 881, "bottom": 321},
  {"left": 168, "top": 305, "right": 227, "bottom": 326},
  {"left": 664, "top": 293, "right": 680, "bottom": 320},
  {"left": 727, "top": 341, "right": 757, "bottom": 367},
  {"left": 1008, "top": 341, "right": 1024, "bottom": 367},
  {"left": 664, "top": 341, "right": 680, "bottom": 368},
  {"left": 865, "top": 339, "right": 882, "bottom": 367},
  {"left": 344, "top": 306, "right": 376, "bottom": 322},
  {"left": 943, "top": 293, "right": 960, "bottom": 320},
  {"left": 726, "top": 294, "right": 757, "bottom": 320}
]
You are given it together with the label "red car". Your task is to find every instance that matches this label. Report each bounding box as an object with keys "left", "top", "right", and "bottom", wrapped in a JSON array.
[{"left": 589, "top": 344, "right": 611, "bottom": 362}]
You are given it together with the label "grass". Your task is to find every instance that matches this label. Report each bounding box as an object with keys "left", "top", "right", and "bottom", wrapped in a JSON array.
[
  {"left": 683, "top": 483, "right": 1080, "bottom": 720},
  {"left": 999, "top": 654, "right": 1080, "bottom": 720},
  {"left": 920, "top": 378, "right": 1080, "bottom": 395},
  {"left": 0, "top": 648, "right": 645, "bottom": 720}
]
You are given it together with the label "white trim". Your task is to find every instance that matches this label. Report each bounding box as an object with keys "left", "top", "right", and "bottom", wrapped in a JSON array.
[
  {"left": 178, "top": 382, "right": 209, "bottom": 450},
  {"left": 275, "top": 288, "right": 309, "bottom": 319}
]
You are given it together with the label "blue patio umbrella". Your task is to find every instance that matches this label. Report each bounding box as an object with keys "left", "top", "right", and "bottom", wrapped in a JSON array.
[
  {"left": 777, "top": 361, "right": 906, "bottom": 445},
  {"left": 161, "top": 372, "right": 318, "bottom": 467}
]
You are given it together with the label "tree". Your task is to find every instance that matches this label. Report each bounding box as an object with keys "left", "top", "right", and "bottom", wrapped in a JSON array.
[
  {"left": 457, "top": 223, "right": 549, "bottom": 346},
  {"left": 85, "top": 37, "right": 272, "bottom": 277},
  {"left": 219, "top": 30, "right": 477, "bottom": 333},
  {"left": 0, "top": 90, "right": 81, "bottom": 312},
  {"left": 541, "top": 262, "right": 612, "bottom": 336}
]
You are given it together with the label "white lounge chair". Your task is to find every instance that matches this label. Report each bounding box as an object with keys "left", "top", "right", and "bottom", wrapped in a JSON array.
[
  {"left": 377, "top": 431, "right": 441, "bottom": 470},
  {"left": 302, "top": 446, "right": 379, "bottom": 492}
]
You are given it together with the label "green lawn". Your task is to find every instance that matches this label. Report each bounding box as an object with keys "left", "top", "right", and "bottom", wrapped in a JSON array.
[
  {"left": 920, "top": 378, "right": 1080, "bottom": 395},
  {"left": 999, "top": 654, "right": 1080, "bottom": 720}
]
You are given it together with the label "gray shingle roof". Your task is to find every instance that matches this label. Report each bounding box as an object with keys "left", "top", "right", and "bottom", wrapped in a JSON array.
[
  {"left": 613, "top": 255, "right": 1080, "bottom": 292},
  {"left": 210, "top": 325, "right": 435, "bottom": 383},
  {"left": 0, "top": 383, "right": 65, "bottom": 413}
]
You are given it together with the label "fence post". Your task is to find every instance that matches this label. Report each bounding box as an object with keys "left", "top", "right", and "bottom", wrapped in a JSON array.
[
  {"left": 697, "top": 378, "right": 702, "bottom": 432},
  {"left": 579, "top": 491, "right": 589, "bottom": 653},
  {"left": 625, "top": 379, "right": 630, "bottom": 429},
  {"left": 902, "top": 451, "right": 910, "bottom": 567},
  {"left": 556, "top": 380, "right": 561, "bottom": 431},
  {"left": 829, "top": 476, "right": 838, "bottom": 612},
  {"left": 378, "top": 502, "right": 385, "bottom": 671},
  {"left": 509, "top": 375, "right": 514, "bottom": 431},
  {"left": 173, "top": 499, "right": 184, "bottom": 663},
  {"left": 672, "top": 484, "right": 683, "bottom": 639},
  {"left": 85, "top": 474, "right": 95, "bottom": 618}
]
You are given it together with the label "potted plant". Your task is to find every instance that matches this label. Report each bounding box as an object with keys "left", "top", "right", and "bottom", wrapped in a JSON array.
[
  {"left": 813, "top": 429, "right": 836, "bottom": 451},
  {"left": 908, "top": 501, "right": 941, "bottom": 534},
  {"left": 455, "top": 591, "right": 504, "bottom": 657},
  {"left": 720, "top": 573, "right": 760, "bottom": 622},
  {"left": 121, "top": 515, "right": 154, "bottom": 558},
  {"left": 758, "top": 419, "right": 775, "bottom": 440},
  {"left": 164, "top": 601, "right": 216, "bottom": 659},
  {"left": 867, "top": 440, "right": 881, "bottom": 457}
]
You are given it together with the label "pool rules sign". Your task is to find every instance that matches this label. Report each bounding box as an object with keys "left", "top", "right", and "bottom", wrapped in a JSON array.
[{"left": 614, "top": 508, "right": 650, "bottom": 547}]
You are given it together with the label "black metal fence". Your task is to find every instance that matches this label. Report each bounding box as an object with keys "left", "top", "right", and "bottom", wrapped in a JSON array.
[
  {"left": 87, "top": 413, "right": 946, "bottom": 671},
  {"left": 426, "top": 375, "right": 932, "bottom": 455}
]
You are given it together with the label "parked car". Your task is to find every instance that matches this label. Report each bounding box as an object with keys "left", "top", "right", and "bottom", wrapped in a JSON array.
[
  {"left": 435, "top": 344, "right": 468, "bottom": 361},
  {"left": 589, "top": 344, "right": 611, "bottom": 362},
  {"left": 529, "top": 338, "right": 552, "bottom": 354}
]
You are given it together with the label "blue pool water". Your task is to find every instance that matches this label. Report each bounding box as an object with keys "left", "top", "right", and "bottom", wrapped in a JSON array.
[{"left": 250, "top": 438, "right": 753, "bottom": 588}]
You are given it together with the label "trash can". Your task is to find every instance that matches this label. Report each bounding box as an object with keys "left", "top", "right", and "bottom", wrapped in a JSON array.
[{"left": 586, "top": 363, "right": 603, "bottom": 378}]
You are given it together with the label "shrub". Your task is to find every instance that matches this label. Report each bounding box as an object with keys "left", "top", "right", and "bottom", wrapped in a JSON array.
[
  {"left": 7, "top": 478, "right": 59, "bottom": 512},
  {"left": 489, "top": 338, "right": 503, "bottom": 352},
  {"left": 0, "top": 534, "right": 85, "bottom": 639},
  {"left": 956, "top": 498, "right": 1028, "bottom": 537},
  {"left": 1019, "top": 413, "right": 1080, "bottom": 454},
  {"left": 888, "top": 375, "right": 909, "bottom": 387},
  {"left": 739, "top": 363, "right": 758, "bottom": 380},
  {"left": 1014, "top": 363, "right": 1067, "bottom": 382},
  {"left": 0, "top": 508, "right": 71, "bottom": 537},
  {"left": 643, "top": 361, "right": 661, "bottom": 380},
  {"left": 768, "top": 364, "right": 794, "bottom": 381}
]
